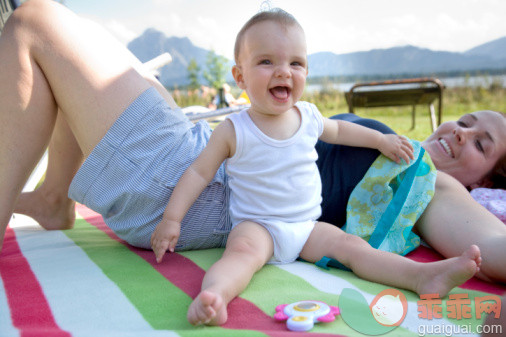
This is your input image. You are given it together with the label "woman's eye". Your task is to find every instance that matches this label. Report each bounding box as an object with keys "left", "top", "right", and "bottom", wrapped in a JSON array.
[
  {"left": 475, "top": 140, "right": 484, "bottom": 153},
  {"left": 457, "top": 121, "right": 468, "bottom": 127}
]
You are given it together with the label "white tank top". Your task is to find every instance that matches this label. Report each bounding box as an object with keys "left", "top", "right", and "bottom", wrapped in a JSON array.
[{"left": 226, "top": 101, "right": 324, "bottom": 225}]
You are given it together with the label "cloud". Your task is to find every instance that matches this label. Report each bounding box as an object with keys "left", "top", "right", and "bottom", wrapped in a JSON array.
[{"left": 67, "top": 0, "right": 506, "bottom": 57}]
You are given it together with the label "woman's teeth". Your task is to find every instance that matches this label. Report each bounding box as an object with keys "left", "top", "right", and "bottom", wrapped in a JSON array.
[{"left": 439, "top": 138, "right": 453, "bottom": 157}]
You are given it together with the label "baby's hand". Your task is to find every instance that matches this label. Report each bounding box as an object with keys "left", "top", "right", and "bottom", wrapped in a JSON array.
[
  {"left": 378, "top": 134, "right": 414, "bottom": 164},
  {"left": 150, "top": 218, "right": 181, "bottom": 263}
]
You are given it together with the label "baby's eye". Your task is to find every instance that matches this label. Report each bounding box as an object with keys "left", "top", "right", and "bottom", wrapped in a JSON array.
[
  {"left": 259, "top": 59, "right": 271, "bottom": 65},
  {"left": 291, "top": 61, "right": 305, "bottom": 67}
]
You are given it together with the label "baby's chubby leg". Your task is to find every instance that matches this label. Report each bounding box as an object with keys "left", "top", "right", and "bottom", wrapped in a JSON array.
[
  {"left": 187, "top": 221, "right": 274, "bottom": 325},
  {"left": 300, "top": 222, "right": 480, "bottom": 297}
]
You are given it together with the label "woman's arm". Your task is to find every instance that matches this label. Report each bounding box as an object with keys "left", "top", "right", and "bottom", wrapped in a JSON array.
[{"left": 415, "top": 171, "right": 506, "bottom": 283}]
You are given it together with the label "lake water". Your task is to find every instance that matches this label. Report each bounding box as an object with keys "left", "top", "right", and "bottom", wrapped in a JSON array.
[{"left": 305, "top": 74, "right": 506, "bottom": 93}]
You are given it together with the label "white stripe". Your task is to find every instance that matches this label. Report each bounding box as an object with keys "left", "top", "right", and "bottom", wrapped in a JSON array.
[
  {"left": 277, "top": 261, "right": 475, "bottom": 335},
  {"left": 11, "top": 216, "right": 179, "bottom": 337},
  {"left": 277, "top": 261, "right": 372, "bottom": 296},
  {"left": 0, "top": 276, "right": 21, "bottom": 337}
]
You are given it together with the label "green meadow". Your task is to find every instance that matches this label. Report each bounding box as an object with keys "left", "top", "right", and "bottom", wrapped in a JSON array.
[
  {"left": 302, "top": 85, "right": 506, "bottom": 141},
  {"left": 174, "top": 82, "right": 506, "bottom": 141}
]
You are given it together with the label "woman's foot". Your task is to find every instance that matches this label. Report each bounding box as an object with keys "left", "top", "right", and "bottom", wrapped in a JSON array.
[
  {"left": 416, "top": 245, "right": 481, "bottom": 297},
  {"left": 187, "top": 290, "right": 228, "bottom": 326},
  {"left": 14, "top": 187, "right": 75, "bottom": 230}
]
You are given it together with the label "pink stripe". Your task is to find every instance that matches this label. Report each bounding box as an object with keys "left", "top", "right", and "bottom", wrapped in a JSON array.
[
  {"left": 77, "top": 204, "right": 344, "bottom": 336},
  {"left": 407, "top": 246, "right": 506, "bottom": 295},
  {"left": 0, "top": 227, "right": 71, "bottom": 337}
]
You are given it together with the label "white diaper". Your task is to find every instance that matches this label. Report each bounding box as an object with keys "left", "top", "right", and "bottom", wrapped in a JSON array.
[{"left": 256, "top": 219, "right": 316, "bottom": 264}]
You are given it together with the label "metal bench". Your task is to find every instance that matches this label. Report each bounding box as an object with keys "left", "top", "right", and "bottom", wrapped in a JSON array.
[{"left": 345, "top": 78, "right": 444, "bottom": 131}]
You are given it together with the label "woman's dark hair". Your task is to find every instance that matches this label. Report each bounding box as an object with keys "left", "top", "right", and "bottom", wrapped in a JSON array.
[{"left": 489, "top": 111, "right": 506, "bottom": 189}]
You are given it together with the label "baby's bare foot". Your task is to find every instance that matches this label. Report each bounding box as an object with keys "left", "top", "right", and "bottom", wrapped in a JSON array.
[
  {"left": 187, "top": 290, "right": 228, "bottom": 326},
  {"left": 416, "top": 245, "right": 481, "bottom": 297},
  {"left": 14, "top": 189, "right": 75, "bottom": 230}
]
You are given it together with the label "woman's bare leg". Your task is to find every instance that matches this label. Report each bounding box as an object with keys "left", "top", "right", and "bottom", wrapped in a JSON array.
[
  {"left": 416, "top": 172, "right": 506, "bottom": 283},
  {"left": 8, "top": 1, "right": 179, "bottom": 233},
  {"left": 13, "top": 73, "right": 176, "bottom": 231},
  {"left": 0, "top": 0, "right": 157, "bottom": 251},
  {"left": 14, "top": 113, "right": 82, "bottom": 230}
]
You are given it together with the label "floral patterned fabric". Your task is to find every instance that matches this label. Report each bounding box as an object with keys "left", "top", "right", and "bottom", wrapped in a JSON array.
[
  {"left": 345, "top": 140, "right": 437, "bottom": 255},
  {"left": 470, "top": 187, "right": 506, "bottom": 224}
]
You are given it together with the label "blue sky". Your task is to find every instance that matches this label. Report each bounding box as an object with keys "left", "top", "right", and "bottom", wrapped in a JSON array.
[{"left": 65, "top": 0, "right": 506, "bottom": 59}]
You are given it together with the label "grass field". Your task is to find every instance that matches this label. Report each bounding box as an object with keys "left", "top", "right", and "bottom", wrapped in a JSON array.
[
  {"left": 302, "top": 85, "right": 506, "bottom": 141},
  {"left": 174, "top": 84, "right": 506, "bottom": 141}
]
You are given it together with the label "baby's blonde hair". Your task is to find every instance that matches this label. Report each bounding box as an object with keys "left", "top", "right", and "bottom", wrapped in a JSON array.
[{"left": 234, "top": 8, "right": 302, "bottom": 63}]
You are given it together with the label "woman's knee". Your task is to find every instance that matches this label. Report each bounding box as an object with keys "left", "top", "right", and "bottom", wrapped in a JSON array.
[{"left": 6, "top": 0, "right": 70, "bottom": 42}]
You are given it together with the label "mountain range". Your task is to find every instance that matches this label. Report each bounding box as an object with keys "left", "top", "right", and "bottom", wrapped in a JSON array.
[{"left": 127, "top": 29, "right": 506, "bottom": 87}]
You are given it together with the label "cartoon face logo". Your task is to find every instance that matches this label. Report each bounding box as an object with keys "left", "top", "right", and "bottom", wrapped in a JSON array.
[{"left": 369, "top": 289, "right": 408, "bottom": 326}]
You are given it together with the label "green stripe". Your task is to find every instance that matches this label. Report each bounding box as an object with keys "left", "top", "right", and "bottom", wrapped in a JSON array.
[
  {"left": 66, "top": 220, "right": 266, "bottom": 335},
  {"left": 64, "top": 219, "right": 193, "bottom": 330},
  {"left": 183, "top": 250, "right": 420, "bottom": 336},
  {"left": 180, "top": 249, "right": 224, "bottom": 270}
]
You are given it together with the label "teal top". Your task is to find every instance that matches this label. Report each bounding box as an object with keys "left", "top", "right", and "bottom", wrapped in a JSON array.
[{"left": 344, "top": 140, "right": 436, "bottom": 255}]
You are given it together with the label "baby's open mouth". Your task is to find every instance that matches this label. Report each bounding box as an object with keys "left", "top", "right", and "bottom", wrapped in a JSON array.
[{"left": 270, "top": 86, "right": 291, "bottom": 100}]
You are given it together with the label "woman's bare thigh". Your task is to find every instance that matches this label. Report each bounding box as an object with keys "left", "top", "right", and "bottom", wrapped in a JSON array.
[{"left": 13, "top": 0, "right": 152, "bottom": 156}]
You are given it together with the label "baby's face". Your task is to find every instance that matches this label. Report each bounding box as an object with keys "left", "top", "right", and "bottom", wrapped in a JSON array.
[{"left": 234, "top": 20, "right": 308, "bottom": 117}]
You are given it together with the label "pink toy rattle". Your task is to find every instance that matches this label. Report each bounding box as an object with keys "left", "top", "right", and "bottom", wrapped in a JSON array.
[{"left": 274, "top": 300, "right": 340, "bottom": 331}]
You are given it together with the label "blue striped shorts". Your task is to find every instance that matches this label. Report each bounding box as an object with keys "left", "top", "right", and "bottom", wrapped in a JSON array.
[{"left": 69, "top": 87, "right": 231, "bottom": 250}]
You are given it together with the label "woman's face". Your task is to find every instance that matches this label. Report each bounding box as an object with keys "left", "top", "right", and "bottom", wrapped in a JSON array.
[{"left": 422, "top": 110, "right": 506, "bottom": 187}]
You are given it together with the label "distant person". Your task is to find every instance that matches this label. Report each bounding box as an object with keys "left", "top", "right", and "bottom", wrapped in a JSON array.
[{"left": 208, "top": 83, "right": 236, "bottom": 109}]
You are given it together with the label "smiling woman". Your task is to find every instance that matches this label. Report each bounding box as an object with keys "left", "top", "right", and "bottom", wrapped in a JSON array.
[{"left": 422, "top": 111, "right": 506, "bottom": 187}]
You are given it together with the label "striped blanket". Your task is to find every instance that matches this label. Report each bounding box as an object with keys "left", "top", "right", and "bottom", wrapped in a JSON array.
[{"left": 1, "top": 204, "right": 504, "bottom": 337}]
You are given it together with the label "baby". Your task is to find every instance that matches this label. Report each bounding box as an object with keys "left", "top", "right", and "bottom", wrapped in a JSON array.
[{"left": 151, "top": 8, "right": 481, "bottom": 326}]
